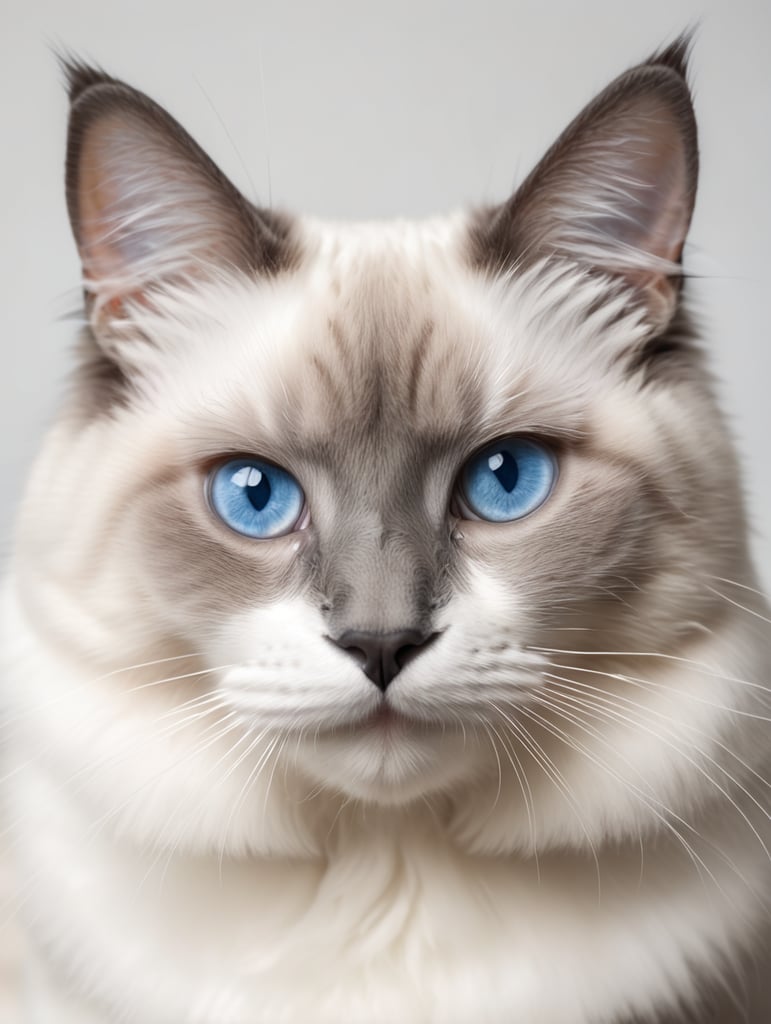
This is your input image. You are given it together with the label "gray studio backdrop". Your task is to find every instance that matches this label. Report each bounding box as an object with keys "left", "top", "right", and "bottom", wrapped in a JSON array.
[{"left": 3, "top": 0, "right": 770, "bottom": 586}]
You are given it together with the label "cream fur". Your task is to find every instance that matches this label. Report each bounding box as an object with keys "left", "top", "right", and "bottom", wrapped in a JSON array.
[
  {"left": 4, "top": 47, "right": 771, "bottom": 1024},
  {"left": 3, "top": 223, "right": 771, "bottom": 1022}
]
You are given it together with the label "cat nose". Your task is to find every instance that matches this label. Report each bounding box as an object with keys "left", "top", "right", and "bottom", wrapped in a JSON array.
[{"left": 331, "top": 629, "right": 436, "bottom": 692}]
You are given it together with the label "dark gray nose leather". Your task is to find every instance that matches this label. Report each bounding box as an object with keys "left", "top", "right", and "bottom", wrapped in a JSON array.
[{"left": 331, "top": 629, "right": 436, "bottom": 691}]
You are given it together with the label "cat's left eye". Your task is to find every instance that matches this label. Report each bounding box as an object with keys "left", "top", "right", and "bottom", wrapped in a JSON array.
[
  {"left": 208, "top": 458, "right": 307, "bottom": 539},
  {"left": 455, "top": 437, "right": 556, "bottom": 522}
]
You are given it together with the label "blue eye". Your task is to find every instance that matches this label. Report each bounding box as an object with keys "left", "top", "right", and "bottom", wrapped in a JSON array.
[
  {"left": 209, "top": 459, "right": 306, "bottom": 539},
  {"left": 458, "top": 437, "right": 556, "bottom": 522}
]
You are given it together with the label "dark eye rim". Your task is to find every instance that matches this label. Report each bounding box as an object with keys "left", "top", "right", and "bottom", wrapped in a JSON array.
[
  {"left": 452, "top": 434, "right": 559, "bottom": 523},
  {"left": 204, "top": 454, "right": 310, "bottom": 540}
]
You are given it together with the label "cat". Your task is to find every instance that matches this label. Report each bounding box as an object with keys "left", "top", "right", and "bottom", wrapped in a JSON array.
[{"left": 2, "top": 34, "right": 770, "bottom": 1024}]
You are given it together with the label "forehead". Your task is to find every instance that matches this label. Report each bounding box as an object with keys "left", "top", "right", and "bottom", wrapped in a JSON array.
[
  {"left": 149, "top": 218, "right": 636, "bottom": 465},
  {"left": 285, "top": 228, "right": 487, "bottom": 445}
]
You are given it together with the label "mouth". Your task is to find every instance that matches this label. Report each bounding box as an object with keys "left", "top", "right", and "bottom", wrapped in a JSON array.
[
  {"left": 361, "top": 704, "right": 410, "bottom": 731},
  {"left": 333, "top": 702, "right": 437, "bottom": 738}
]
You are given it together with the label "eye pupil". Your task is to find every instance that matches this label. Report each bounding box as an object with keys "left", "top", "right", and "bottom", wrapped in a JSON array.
[
  {"left": 488, "top": 450, "right": 519, "bottom": 493},
  {"left": 245, "top": 472, "right": 271, "bottom": 512}
]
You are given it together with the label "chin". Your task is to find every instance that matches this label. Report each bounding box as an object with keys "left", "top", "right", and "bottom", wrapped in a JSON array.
[{"left": 295, "top": 714, "right": 483, "bottom": 805}]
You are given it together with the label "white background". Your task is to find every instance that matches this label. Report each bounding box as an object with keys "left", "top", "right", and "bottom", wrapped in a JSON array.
[{"left": 2, "top": 0, "right": 770, "bottom": 585}]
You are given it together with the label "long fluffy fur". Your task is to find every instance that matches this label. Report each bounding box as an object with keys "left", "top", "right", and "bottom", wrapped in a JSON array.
[{"left": 2, "top": 40, "right": 770, "bottom": 1024}]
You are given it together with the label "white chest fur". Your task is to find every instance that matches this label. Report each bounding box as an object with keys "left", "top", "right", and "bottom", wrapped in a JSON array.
[{"left": 9, "top": 766, "right": 762, "bottom": 1024}]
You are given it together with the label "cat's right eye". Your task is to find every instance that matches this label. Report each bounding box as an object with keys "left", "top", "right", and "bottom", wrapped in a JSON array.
[{"left": 208, "top": 458, "right": 307, "bottom": 539}]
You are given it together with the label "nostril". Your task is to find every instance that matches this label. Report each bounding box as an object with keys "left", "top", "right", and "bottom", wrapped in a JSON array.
[
  {"left": 394, "top": 633, "right": 439, "bottom": 673},
  {"left": 335, "top": 637, "right": 368, "bottom": 670},
  {"left": 329, "top": 629, "right": 439, "bottom": 692}
]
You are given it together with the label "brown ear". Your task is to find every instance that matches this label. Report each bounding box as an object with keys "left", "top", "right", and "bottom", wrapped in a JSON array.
[
  {"left": 63, "top": 59, "right": 297, "bottom": 337},
  {"left": 470, "top": 36, "right": 698, "bottom": 328}
]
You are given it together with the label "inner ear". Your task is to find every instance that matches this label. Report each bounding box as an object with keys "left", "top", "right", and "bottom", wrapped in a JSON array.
[
  {"left": 471, "top": 39, "right": 698, "bottom": 328},
  {"left": 64, "top": 62, "right": 297, "bottom": 335},
  {"left": 73, "top": 110, "right": 252, "bottom": 291}
]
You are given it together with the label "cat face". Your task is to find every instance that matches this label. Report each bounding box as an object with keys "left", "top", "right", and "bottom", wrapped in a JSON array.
[
  {"left": 12, "top": 42, "right": 754, "bottom": 852},
  {"left": 107, "top": 247, "right": 699, "bottom": 806}
]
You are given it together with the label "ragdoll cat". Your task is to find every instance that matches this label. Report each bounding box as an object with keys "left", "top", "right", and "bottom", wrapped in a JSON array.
[{"left": 2, "top": 35, "right": 770, "bottom": 1024}]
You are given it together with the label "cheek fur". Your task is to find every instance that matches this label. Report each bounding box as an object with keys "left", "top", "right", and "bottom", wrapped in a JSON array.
[
  {"left": 457, "top": 455, "right": 650, "bottom": 606},
  {"left": 131, "top": 475, "right": 312, "bottom": 633},
  {"left": 211, "top": 600, "right": 376, "bottom": 728}
]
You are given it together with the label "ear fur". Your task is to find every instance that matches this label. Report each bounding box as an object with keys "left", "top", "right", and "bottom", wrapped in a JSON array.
[
  {"left": 470, "top": 36, "right": 699, "bottom": 329},
  {"left": 62, "top": 58, "right": 298, "bottom": 339}
]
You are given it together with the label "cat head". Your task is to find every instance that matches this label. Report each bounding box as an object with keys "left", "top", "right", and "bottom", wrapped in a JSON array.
[{"left": 14, "top": 38, "right": 753, "bottom": 856}]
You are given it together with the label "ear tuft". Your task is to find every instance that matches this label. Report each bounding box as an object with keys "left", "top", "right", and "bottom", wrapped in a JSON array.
[
  {"left": 57, "top": 53, "right": 116, "bottom": 104},
  {"left": 644, "top": 30, "right": 695, "bottom": 80}
]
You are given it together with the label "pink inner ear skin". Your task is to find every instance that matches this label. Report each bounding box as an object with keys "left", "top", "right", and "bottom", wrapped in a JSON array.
[
  {"left": 78, "top": 127, "right": 131, "bottom": 287},
  {"left": 77, "top": 123, "right": 166, "bottom": 326},
  {"left": 566, "top": 98, "right": 693, "bottom": 271},
  {"left": 70, "top": 105, "right": 257, "bottom": 319},
  {"left": 621, "top": 105, "right": 692, "bottom": 265},
  {"left": 471, "top": 57, "right": 699, "bottom": 332}
]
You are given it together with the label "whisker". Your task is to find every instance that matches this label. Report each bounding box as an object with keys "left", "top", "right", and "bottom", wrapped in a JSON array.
[
  {"left": 536, "top": 707, "right": 761, "bottom": 914},
  {"left": 541, "top": 668, "right": 771, "bottom": 792},
  {"left": 539, "top": 658, "right": 771, "bottom": 718},
  {"left": 524, "top": 694, "right": 754, "bottom": 898},
  {"left": 530, "top": 647, "right": 770, "bottom": 694},
  {"left": 142, "top": 719, "right": 248, "bottom": 893},
  {"left": 0, "top": 694, "right": 233, "bottom": 847},
  {"left": 518, "top": 699, "right": 722, "bottom": 897},
  {"left": 541, "top": 678, "right": 771, "bottom": 866},
  {"left": 483, "top": 715, "right": 540, "bottom": 878},
  {"left": 87, "top": 708, "right": 241, "bottom": 841},
  {"left": 489, "top": 702, "right": 600, "bottom": 899},
  {"left": 217, "top": 731, "right": 283, "bottom": 871},
  {"left": 705, "top": 585, "right": 771, "bottom": 627},
  {"left": 0, "top": 652, "right": 213, "bottom": 737},
  {"left": 477, "top": 718, "right": 504, "bottom": 811},
  {"left": 708, "top": 575, "right": 770, "bottom": 599}
]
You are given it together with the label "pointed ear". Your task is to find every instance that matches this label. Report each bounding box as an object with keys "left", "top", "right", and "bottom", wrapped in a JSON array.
[
  {"left": 470, "top": 37, "right": 698, "bottom": 328},
  {"left": 63, "top": 60, "right": 297, "bottom": 338}
]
